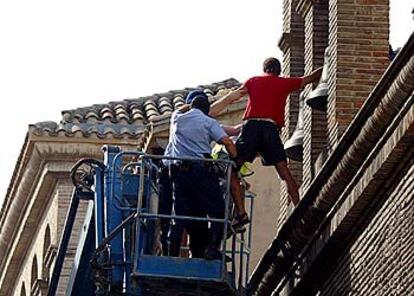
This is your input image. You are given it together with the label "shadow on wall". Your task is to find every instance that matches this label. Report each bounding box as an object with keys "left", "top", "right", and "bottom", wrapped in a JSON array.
[{"left": 248, "top": 158, "right": 281, "bottom": 274}]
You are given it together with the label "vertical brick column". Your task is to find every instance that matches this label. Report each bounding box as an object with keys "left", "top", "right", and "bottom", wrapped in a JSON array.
[
  {"left": 297, "top": 0, "right": 329, "bottom": 192},
  {"left": 278, "top": 0, "right": 305, "bottom": 229},
  {"left": 327, "top": 0, "right": 389, "bottom": 149}
]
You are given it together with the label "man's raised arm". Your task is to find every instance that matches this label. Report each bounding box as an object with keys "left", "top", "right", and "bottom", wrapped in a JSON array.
[
  {"left": 209, "top": 86, "right": 247, "bottom": 117},
  {"left": 301, "top": 67, "right": 323, "bottom": 88}
]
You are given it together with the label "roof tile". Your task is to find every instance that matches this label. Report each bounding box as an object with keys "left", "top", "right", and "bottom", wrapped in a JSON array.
[{"left": 32, "top": 78, "right": 240, "bottom": 139}]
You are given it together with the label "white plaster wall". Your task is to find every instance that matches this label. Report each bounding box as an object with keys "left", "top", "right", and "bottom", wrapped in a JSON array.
[{"left": 247, "top": 159, "right": 281, "bottom": 273}]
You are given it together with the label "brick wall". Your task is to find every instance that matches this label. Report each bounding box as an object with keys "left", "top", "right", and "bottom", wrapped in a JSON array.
[
  {"left": 279, "top": 0, "right": 390, "bottom": 232},
  {"left": 327, "top": 0, "right": 390, "bottom": 149},
  {"left": 317, "top": 164, "right": 414, "bottom": 295},
  {"left": 278, "top": 0, "right": 305, "bottom": 229}
]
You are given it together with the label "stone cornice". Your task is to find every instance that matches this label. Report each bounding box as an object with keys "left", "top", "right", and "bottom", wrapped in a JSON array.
[
  {"left": 278, "top": 32, "right": 304, "bottom": 53},
  {"left": 28, "top": 129, "right": 141, "bottom": 145},
  {"left": 278, "top": 32, "right": 291, "bottom": 53},
  {"left": 0, "top": 135, "right": 138, "bottom": 230}
]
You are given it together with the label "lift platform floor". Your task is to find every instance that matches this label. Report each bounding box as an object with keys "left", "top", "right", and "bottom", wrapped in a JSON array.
[{"left": 132, "top": 255, "right": 237, "bottom": 296}]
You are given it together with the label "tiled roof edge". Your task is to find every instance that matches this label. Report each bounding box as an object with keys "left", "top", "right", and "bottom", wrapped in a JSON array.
[{"left": 61, "top": 78, "right": 240, "bottom": 117}]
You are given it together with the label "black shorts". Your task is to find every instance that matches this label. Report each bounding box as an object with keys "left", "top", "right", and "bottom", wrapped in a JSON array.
[{"left": 236, "top": 119, "right": 286, "bottom": 166}]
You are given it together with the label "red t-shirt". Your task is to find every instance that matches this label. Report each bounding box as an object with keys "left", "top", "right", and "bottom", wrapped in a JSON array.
[{"left": 243, "top": 75, "right": 303, "bottom": 127}]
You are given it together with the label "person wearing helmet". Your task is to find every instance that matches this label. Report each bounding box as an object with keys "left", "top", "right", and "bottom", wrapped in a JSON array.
[
  {"left": 185, "top": 89, "right": 251, "bottom": 231},
  {"left": 158, "top": 87, "right": 247, "bottom": 257},
  {"left": 164, "top": 92, "right": 239, "bottom": 260},
  {"left": 185, "top": 89, "right": 253, "bottom": 230}
]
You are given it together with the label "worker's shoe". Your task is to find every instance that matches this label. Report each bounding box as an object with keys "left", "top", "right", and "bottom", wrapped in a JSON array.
[
  {"left": 205, "top": 248, "right": 222, "bottom": 260},
  {"left": 226, "top": 225, "right": 246, "bottom": 239},
  {"left": 205, "top": 248, "right": 232, "bottom": 262},
  {"left": 206, "top": 231, "right": 228, "bottom": 260},
  {"left": 231, "top": 212, "right": 250, "bottom": 233}
]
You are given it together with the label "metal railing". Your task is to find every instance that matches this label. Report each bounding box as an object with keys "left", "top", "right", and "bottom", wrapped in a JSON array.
[
  {"left": 130, "top": 153, "right": 253, "bottom": 292},
  {"left": 97, "top": 150, "right": 254, "bottom": 293}
]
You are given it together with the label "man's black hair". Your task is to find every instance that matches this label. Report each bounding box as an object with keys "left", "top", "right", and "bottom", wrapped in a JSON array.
[
  {"left": 191, "top": 96, "right": 210, "bottom": 115},
  {"left": 263, "top": 57, "right": 281, "bottom": 75}
]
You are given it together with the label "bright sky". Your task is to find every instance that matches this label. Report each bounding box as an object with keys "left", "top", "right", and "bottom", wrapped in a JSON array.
[{"left": 0, "top": 0, "right": 413, "bottom": 204}]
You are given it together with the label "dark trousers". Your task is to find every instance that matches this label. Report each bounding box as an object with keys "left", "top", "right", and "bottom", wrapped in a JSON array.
[
  {"left": 169, "top": 164, "right": 225, "bottom": 257},
  {"left": 158, "top": 175, "right": 173, "bottom": 255}
]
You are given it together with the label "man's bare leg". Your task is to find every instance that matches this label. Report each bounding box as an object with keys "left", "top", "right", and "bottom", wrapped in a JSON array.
[
  {"left": 230, "top": 173, "right": 247, "bottom": 215},
  {"left": 275, "top": 161, "right": 300, "bottom": 206}
]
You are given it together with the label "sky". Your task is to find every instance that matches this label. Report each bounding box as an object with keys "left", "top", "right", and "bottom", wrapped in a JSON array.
[{"left": 0, "top": 0, "right": 413, "bottom": 205}]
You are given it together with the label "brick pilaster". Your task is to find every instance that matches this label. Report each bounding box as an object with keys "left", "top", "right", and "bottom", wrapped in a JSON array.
[
  {"left": 327, "top": 0, "right": 390, "bottom": 149},
  {"left": 297, "top": 0, "right": 329, "bottom": 191},
  {"left": 278, "top": 0, "right": 305, "bottom": 229}
]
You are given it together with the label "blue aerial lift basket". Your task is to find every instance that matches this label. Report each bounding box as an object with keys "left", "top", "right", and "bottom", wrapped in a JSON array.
[{"left": 47, "top": 146, "right": 255, "bottom": 296}]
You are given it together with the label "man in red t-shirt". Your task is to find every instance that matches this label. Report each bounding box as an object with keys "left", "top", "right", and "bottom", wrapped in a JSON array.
[{"left": 235, "top": 57, "right": 322, "bottom": 207}]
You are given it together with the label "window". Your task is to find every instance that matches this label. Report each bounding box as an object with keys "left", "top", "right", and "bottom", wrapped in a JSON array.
[
  {"left": 20, "top": 283, "right": 26, "bottom": 296},
  {"left": 42, "top": 226, "right": 51, "bottom": 279},
  {"left": 31, "top": 255, "right": 38, "bottom": 290}
]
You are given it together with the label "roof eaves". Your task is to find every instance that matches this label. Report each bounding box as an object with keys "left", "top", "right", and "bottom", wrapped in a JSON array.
[{"left": 0, "top": 134, "right": 29, "bottom": 229}]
